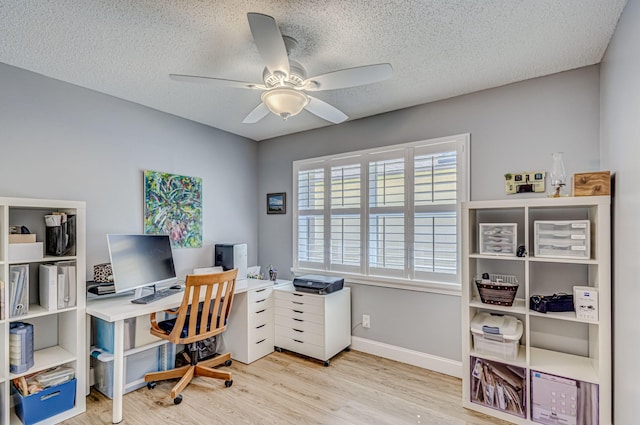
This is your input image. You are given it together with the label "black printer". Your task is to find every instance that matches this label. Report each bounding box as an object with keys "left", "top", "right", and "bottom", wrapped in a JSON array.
[{"left": 292, "top": 274, "right": 344, "bottom": 295}]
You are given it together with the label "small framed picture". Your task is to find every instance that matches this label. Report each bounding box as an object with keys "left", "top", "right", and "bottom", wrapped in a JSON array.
[{"left": 266, "top": 192, "right": 286, "bottom": 214}]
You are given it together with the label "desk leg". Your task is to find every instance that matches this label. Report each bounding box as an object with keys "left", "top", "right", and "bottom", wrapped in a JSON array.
[
  {"left": 86, "top": 314, "right": 91, "bottom": 396},
  {"left": 112, "top": 319, "right": 125, "bottom": 424}
]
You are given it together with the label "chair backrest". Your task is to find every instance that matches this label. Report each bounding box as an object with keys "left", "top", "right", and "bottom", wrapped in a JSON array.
[{"left": 168, "top": 268, "right": 238, "bottom": 345}]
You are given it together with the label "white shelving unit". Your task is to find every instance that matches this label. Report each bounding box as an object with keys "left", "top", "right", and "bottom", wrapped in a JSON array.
[
  {"left": 461, "top": 196, "right": 610, "bottom": 425},
  {"left": 0, "top": 197, "right": 86, "bottom": 425}
]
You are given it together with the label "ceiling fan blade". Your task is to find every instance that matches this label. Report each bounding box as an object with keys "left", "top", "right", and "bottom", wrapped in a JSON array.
[
  {"left": 247, "top": 13, "right": 290, "bottom": 77},
  {"left": 242, "top": 102, "right": 270, "bottom": 124},
  {"left": 170, "top": 74, "right": 265, "bottom": 90},
  {"left": 304, "top": 63, "right": 393, "bottom": 91},
  {"left": 305, "top": 96, "right": 348, "bottom": 124}
]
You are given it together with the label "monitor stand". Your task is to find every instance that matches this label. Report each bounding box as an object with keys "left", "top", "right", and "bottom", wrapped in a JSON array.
[{"left": 133, "top": 285, "right": 156, "bottom": 300}]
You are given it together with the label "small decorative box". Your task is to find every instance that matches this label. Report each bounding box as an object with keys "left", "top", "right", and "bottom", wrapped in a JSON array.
[{"left": 93, "top": 263, "right": 113, "bottom": 283}]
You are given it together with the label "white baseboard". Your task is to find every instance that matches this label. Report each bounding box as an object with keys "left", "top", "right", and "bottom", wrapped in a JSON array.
[{"left": 350, "top": 336, "right": 462, "bottom": 378}]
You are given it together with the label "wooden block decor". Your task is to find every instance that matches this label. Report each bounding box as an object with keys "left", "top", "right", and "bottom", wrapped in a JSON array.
[{"left": 573, "top": 171, "right": 611, "bottom": 196}]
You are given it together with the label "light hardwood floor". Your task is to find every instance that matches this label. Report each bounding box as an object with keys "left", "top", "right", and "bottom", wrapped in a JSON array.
[{"left": 62, "top": 350, "right": 513, "bottom": 424}]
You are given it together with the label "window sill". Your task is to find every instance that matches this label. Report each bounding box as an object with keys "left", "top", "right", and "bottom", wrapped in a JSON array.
[{"left": 290, "top": 267, "right": 462, "bottom": 296}]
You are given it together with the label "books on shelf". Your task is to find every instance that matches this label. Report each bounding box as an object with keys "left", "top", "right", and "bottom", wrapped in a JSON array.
[{"left": 87, "top": 281, "right": 115, "bottom": 295}]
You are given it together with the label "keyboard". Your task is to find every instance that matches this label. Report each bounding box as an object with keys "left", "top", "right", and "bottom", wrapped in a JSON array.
[{"left": 131, "top": 287, "right": 183, "bottom": 304}]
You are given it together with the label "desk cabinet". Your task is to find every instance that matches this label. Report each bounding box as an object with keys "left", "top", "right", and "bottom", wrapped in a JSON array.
[
  {"left": 274, "top": 286, "right": 351, "bottom": 366},
  {"left": 223, "top": 280, "right": 286, "bottom": 364}
]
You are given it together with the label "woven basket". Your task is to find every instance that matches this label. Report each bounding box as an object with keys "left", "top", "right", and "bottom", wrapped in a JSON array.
[{"left": 475, "top": 274, "right": 519, "bottom": 306}]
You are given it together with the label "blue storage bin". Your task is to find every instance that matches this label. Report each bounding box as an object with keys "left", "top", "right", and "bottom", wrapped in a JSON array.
[
  {"left": 94, "top": 317, "right": 135, "bottom": 353},
  {"left": 14, "top": 378, "right": 76, "bottom": 425}
]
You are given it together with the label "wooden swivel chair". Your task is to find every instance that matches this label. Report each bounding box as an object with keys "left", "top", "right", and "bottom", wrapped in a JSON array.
[{"left": 144, "top": 269, "right": 238, "bottom": 404}]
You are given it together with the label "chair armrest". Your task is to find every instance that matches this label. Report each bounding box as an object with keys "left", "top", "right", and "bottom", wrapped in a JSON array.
[{"left": 149, "top": 312, "right": 165, "bottom": 333}]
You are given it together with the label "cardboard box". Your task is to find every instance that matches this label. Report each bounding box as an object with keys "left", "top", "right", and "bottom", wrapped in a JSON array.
[
  {"left": 8, "top": 242, "right": 43, "bottom": 261},
  {"left": 573, "top": 171, "right": 611, "bottom": 196},
  {"left": 9, "top": 234, "right": 37, "bottom": 244}
]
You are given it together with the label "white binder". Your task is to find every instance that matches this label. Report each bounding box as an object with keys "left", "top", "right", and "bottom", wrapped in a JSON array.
[
  {"left": 56, "top": 262, "right": 77, "bottom": 309},
  {"left": 39, "top": 264, "right": 58, "bottom": 311},
  {"left": 9, "top": 264, "right": 29, "bottom": 317}
]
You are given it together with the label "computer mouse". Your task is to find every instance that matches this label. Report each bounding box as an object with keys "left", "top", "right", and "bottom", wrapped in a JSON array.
[{"left": 170, "top": 284, "right": 183, "bottom": 290}]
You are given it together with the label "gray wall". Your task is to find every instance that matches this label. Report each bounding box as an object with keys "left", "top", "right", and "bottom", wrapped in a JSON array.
[
  {"left": 600, "top": 0, "right": 640, "bottom": 423},
  {"left": 257, "top": 66, "right": 601, "bottom": 360},
  {"left": 0, "top": 63, "right": 259, "bottom": 281}
]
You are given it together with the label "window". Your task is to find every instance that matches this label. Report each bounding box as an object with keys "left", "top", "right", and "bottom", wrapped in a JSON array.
[{"left": 293, "top": 134, "right": 469, "bottom": 291}]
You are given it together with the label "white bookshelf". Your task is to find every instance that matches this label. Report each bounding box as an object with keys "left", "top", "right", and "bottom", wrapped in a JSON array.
[
  {"left": 461, "top": 196, "right": 611, "bottom": 425},
  {"left": 0, "top": 197, "right": 86, "bottom": 425}
]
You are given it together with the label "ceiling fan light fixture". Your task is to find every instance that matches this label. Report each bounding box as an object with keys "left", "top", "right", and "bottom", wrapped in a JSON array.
[{"left": 261, "top": 88, "right": 309, "bottom": 120}]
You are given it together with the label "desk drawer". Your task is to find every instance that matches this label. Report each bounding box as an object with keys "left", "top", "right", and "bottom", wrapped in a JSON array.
[
  {"left": 248, "top": 334, "right": 274, "bottom": 362},
  {"left": 275, "top": 332, "right": 325, "bottom": 361},
  {"left": 274, "top": 297, "right": 324, "bottom": 316},
  {"left": 275, "top": 324, "right": 324, "bottom": 346},
  {"left": 248, "top": 320, "right": 274, "bottom": 344},
  {"left": 274, "top": 306, "right": 324, "bottom": 324},
  {"left": 275, "top": 290, "right": 325, "bottom": 306},
  {"left": 274, "top": 313, "right": 324, "bottom": 336},
  {"left": 248, "top": 305, "right": 272, "bottom": 327},
  {"left": 249, "top": 296, "right": 273, "bottom": 314},
  {"left": 248, "top": 286, "right": 273, "bottom": 303}
]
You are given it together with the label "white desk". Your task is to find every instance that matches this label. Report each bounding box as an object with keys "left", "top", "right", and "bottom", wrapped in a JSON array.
[{"left": 86, "top": 278, "right": 282, "bottom": 424}]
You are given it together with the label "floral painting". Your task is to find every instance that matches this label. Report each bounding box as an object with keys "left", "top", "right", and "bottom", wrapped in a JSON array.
[{"left": 144, "top": 170, "right": 202, "bottom": 248}]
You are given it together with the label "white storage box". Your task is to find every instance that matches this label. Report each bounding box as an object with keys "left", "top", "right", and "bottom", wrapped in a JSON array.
[
  {"left": 534, "top": 220, "right": 590, "bottom": 259},
  {"left": 471, "top": 312, "right": 523, "bottom": 361},
  {"left": 574, "top": 286, "right": 598, "bottom": 322},
  {"left": 479, "top": 223, "right": 517, "bottom": 256},
  {"left": 8, "top": 242, "right": 43, "bottom": 261}
]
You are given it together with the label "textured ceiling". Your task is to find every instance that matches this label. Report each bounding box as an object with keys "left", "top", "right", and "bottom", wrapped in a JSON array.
[{"left": 0, "top": 1, "right": 626, "bottom": 141}]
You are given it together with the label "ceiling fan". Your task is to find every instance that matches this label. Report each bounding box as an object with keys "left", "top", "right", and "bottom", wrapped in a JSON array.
[{"left": 170, "top": 13, "right": 393, "bottom": 124}]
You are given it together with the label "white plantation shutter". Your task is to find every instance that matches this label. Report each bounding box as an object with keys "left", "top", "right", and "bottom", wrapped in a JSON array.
[
  {"left": 368, "top": 156, "right": 405, "bottom": 276},
  {"left": 414, "top": 148, "right": 458, "bottom": 283},
  {"left": 330, "top": 163, "right": 362, "bottom": 271},
  {"left": 297, "top": 167, "right": 325, "bottom": 266},
  {"left": 293, "top": 134, "right": 468, "bottom": 290}
]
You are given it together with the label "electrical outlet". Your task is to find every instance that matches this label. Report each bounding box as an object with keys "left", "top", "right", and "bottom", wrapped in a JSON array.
[{"left": 362, "top": 314, "right": 370, "bottom": 329}]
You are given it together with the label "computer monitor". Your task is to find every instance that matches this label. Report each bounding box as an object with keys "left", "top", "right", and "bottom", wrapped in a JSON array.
[{"left": 107, "top": 234, "right": 177, "bottom": 298}]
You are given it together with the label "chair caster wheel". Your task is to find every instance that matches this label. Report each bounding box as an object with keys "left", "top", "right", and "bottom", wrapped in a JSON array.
[
  {"left": 147, "top": 382, "right": 156, "bottom": 390},
  {"left": 224, "top": 359, "right": 232, "bottom": 367},
  {"left": 225, "top": 380, "right": 233, "bottom": 388},
  {"left": 323, "top": 360, "right": 330, "bottom": 367},
  {"left": 173, "top": 394, "right": 183, "bottom": 405}
]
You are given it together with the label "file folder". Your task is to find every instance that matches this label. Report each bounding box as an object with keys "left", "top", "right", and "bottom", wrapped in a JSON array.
[
  {"left": 9, "top": 264, "right": 29, "bottom": 317},
  {"left": 39, "top": 264, "right": 58, "bottom": 311}
]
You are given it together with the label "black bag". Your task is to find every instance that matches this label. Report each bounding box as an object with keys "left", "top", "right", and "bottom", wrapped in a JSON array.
[
  {"left": 530, "top": 293, "right": 574, "bottom": 313},
  {"left": 175, "top": 336, "right": 218, "bottom": 367}
]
